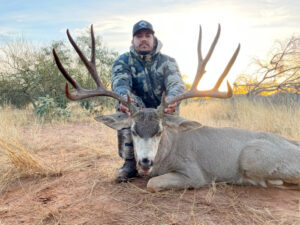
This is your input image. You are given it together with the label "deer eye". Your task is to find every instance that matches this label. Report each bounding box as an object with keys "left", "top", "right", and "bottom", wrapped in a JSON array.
[
  {"left": 132, "top": 130, "right": 137, "bottom": 136},
  {"left": 156, "top": 130, "right": 162, "bottom": 137}
]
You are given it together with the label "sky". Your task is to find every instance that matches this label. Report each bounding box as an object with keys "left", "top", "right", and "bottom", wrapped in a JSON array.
[{"left": 1, "top": 0, "right": 299, "bottom": 90}]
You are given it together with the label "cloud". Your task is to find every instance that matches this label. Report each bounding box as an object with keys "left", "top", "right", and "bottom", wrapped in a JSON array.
[
  {"left": 0, "top": 0, "right": 299, "bottom": 82},
  {"left": 58, "top": 0, "right": 300, "bottom": 82}
]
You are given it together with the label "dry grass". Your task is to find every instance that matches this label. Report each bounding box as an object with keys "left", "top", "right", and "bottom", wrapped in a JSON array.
[
  {"left": 0, "top": 137, "right": 59, "bottom": 194},
  {"left": 96, "top": 181, "right": 299, "bottom": 225},
  {"left": 0, "top": 107, "right": 63, "bottom": 194},
  {"left": 1, "top": 97, "right": 300, "bottom": 224},
  {"left": 181, "top": 97, "right": 300, "bottom": 141}
]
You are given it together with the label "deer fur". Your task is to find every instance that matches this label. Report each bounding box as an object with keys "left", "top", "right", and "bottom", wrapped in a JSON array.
[{"left": 96, "top": 109, "right": 300, "bottom": 192}]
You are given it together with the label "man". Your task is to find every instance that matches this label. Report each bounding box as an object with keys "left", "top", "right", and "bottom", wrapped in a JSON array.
[{"left": 111, "top": 20, "right": 185, "bottom": 182}]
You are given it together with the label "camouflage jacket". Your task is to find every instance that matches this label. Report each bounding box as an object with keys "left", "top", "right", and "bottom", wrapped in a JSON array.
[{"left": 111, "top": 38, "right": 185, "bottom": 108}]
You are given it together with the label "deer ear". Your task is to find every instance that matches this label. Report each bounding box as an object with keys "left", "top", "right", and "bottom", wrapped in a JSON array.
[
  {"left": 95, "top": 113, "right": 131, "bottom": 130},
  {"left": 163, "top": 114, "right": 202, "bottom": 133}
]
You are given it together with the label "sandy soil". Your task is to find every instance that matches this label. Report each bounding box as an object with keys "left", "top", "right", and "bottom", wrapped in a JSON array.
[{"left": 1, "top": 122, "right": 300, "bottom": 225}]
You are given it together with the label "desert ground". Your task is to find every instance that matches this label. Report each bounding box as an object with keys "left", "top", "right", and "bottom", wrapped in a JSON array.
[{"left": 1, "top": 98, "right": 300, "bottom": 225}]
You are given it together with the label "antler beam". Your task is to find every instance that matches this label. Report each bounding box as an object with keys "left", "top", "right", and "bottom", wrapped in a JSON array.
[{"left": 166, "top": 24, "right": 240, "bottom": 105}]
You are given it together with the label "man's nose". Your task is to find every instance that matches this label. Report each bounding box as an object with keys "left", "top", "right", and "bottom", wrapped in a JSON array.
[{"left": 140, "top": 35, "right": 148, "bottom": 41}]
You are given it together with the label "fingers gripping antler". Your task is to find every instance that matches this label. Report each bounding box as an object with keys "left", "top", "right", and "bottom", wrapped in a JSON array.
[
  {"left": 52, "top": 25, "right": 129, "bottom": 106},
  {"left": 166, "top": 24, "right": 240, "bottom": 105}
]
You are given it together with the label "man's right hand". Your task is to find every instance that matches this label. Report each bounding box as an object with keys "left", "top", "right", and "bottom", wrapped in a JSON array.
[
  {"left": 120, "top": 97, "right": 134, "bottom": 116},
  {"left": 120, "top": 103, "right": 130, "bottom": 115}
]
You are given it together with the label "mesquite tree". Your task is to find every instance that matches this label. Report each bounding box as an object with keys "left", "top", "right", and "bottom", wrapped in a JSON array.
[
  {"left": 234, "top": 36, "right": 300, "bottom": 95},
  {"left": 0, "top": 31, "right": 117, "bottom": 111}
]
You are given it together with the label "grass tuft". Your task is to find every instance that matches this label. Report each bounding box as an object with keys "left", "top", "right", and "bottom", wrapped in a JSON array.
[{"left": 0, "top": 138, "right": 60, "bottom": 194}]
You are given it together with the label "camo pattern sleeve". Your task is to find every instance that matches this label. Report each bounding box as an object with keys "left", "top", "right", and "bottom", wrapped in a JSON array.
[
  {"left": 164, "top": 57, "right": 185, "bottom": 98},
  {"left": 111, "top": 53, "right": 132, "bottom": 96}
]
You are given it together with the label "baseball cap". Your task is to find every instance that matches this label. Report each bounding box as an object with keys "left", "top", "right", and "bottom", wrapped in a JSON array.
[{"left": 132, "top": 20, "right": 154, "bottom": 36}]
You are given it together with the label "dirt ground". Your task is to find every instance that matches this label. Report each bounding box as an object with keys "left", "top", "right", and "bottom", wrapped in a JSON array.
[{"left": 1, "top": 122, "right": 300, "bottom": 225}]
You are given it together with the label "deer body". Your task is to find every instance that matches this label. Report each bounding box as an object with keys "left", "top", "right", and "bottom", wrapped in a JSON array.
[
  {"left": 98, "top": 111, "right": 300, "bottom": 192},
  {"left": 148, "top": 124, "right": 300, "bottom": 191}
]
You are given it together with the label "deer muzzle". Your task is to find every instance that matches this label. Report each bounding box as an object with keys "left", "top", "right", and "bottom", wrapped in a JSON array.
[{"left": 137, "top": 158, "right": 153, "bottom": 175}]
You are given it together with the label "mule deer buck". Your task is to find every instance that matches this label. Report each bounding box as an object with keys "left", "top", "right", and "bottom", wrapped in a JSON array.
[{"left": 53, "top": 25, "right": 300, "bottom": 192}]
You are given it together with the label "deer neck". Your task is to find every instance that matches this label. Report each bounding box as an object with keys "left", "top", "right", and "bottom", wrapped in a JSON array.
[{"left": 151, "top": 128, "right": 178, "bottom": 176}]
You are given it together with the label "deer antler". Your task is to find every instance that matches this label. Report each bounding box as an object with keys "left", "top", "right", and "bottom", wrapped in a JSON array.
[
  {"left": 166, "top": 24, "right": 240, "bottom": 105},
  {"left": 52, "top": 25, "right": 129, "bottom": 106}
]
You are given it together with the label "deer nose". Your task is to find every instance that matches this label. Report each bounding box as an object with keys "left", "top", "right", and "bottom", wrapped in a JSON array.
[{"left": 138, "top": 158, "right": 153, "bottom": 168}]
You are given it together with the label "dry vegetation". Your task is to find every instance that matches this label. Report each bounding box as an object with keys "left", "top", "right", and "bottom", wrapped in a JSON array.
[
  {"left": 181, "top": 97, "right": 300, "bottom": 141},
  {"left": 1, "top": 97, "right": 300, "bottom": 224}
]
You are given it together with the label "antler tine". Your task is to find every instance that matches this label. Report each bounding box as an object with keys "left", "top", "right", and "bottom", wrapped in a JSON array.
[
  {"left": 166, "top": 24, "right": 240, "bottom": 105},
  {"left": 53, "top": 25, "right": 129, "bottom": 106},
  {"left": 191, "top": 24, "right": 221, "bottom": 91},
  {"left": 213, "top": 44, "right": 241, "bottom": 90},
  {"left": 91, "top": 25, "right": 96, "bottom": 65},
  {"left": 198, "top": 25, "right": 203, "bottom": 65},
  {"left": 53, "top": 49, "right": 80, "bottom": 90},
  {"left": 66, "top": 25, "right": 102, "bottom": 87}
]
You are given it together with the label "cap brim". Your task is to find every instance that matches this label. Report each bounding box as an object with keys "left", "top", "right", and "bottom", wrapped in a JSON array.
[{"left": 133, "top": 29, "right": 154, "bottom": 36}]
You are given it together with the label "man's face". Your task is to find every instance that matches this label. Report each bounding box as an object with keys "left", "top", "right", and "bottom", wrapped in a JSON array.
[{"left": 132, "top": 29, "right": 155, "bottom": 55}]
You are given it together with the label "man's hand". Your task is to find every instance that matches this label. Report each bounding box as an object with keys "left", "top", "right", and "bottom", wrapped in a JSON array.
[
  {"left": 120, "top": 97, "right": 134, "bottom": 116},
  {"left": 164, "top": 102, "right": 177, "bottom": 114}
]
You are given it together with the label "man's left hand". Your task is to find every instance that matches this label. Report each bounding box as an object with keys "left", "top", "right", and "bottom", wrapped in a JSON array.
[{"left": 164, "top": 102, "right": 177, "bottom": 114}]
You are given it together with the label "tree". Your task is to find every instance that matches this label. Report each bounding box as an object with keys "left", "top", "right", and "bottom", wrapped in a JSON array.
[
  {"left": 234, "top": 36, "right": 300, "bottom": 95},
  {"left": 0, "top": 39, "right": 74, "bottom": 108},
  {"left": 0, "top": 32, "right": 118, "bottom": 111}
]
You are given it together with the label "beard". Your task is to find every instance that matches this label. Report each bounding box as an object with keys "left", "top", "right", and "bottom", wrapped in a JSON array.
[
  {"left": 138, "top": 50, "right": 151, "bottom": 55},
  {"left": 133, "top": 37, "right": 157, "bottom": 56},
  {"left": 137, "top": 42, "right": 151, "bottom": 55}
]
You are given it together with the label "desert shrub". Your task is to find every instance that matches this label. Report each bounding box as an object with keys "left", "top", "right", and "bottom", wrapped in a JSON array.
[
  {"left": 35, "top": 96, "right": 71, "bottom": 121},
  {"left": 0, "top": 31, "right": 118, "bottom": 113}
]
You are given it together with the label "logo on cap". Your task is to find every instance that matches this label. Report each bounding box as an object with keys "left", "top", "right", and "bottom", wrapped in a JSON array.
[{"left": 139, "top": 21, "right": 148, "bottom": 28}]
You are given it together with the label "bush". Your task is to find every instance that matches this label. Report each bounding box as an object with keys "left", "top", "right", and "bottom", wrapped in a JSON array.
[
  {"left": 0, "top": 31, "right": 118, "bottom": 112},
  {"left": 35, "top": 96, "right": 70, "bottom": 121}
]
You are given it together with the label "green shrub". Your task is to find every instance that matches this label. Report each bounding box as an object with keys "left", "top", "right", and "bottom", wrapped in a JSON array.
[{"left": 35, "top": 96, "right": 70, "bottom": 121}]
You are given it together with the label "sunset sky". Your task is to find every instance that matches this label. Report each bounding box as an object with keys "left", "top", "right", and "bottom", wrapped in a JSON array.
[{"left": 1, "top": 0, "right": 299, "bottom": 89}]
